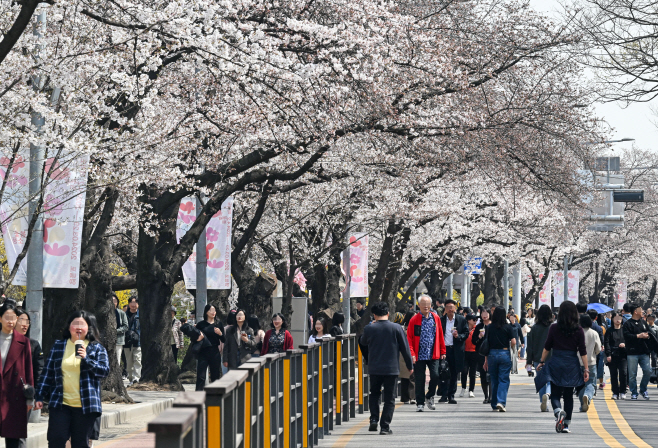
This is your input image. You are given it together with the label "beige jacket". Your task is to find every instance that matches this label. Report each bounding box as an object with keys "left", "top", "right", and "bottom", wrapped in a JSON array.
[{"left": 579, "top": 328, "right": 601, "bottom": 367}]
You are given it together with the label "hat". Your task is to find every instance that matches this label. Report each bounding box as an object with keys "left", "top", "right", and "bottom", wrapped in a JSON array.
[{"left": 170, "top": 306, "right": 177, "bottom": 312}]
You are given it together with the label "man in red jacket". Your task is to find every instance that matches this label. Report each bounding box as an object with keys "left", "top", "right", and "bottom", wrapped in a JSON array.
[{"left": 407, "top": 295, "right": 446, "bottom": 412}]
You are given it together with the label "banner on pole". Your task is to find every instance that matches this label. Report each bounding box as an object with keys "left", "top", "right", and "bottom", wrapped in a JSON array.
[
  {"left": 1, "top": 153, "right": 89, "bottom": 288},
  {"left": 524, "top": 273, "right": 552, "bottom": 306},
  {"left": 616, "top": 279, "right": 627, "bottom": 310},
  {"left": 552, "top": 270, "right": 580, "bottom": 306},
  {"left": 348, "top": 233, "right": 368, "bottom": 297},
  {"left": 176, "top": 197, "right": 233, "bottom": 289}
]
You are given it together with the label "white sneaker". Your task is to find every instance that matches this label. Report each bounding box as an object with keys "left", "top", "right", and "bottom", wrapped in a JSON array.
[
  {"left": 469, "top": 391, "right": 475, "bottom": 398},
  {"left": 581, "top": 396, "right": 590, "bottom": 412},
  {"left": 459, "top": 389, "right": 466, "bottom": 398},
  {"left": 620, "top": 394, "right": 626, "bottom": 400},
  {"left": 541, "top": 394, "right": 549, "bottom": 412},
  {"left": 416, "top": 405, "right": 424, "bottom": 412},
  {"left": 611, "top": 394, "right": 618, "bottom": 400}
]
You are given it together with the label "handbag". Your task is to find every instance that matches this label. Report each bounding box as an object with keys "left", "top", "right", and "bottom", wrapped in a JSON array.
[
  {"left": 439, "top": 358, "right": 451, "bottom": 382},
  {"left": 478, "top": 330, "right": 490, "bottom": 356}
]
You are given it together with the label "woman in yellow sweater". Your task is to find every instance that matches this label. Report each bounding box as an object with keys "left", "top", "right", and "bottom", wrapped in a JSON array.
[{"left": 35, "top": 311, "right": 109, "bottom": 448}]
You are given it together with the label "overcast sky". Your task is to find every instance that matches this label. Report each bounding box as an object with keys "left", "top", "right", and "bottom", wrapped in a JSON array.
[{"left": 529, "top": 0, "right": 657, "bottom": 153}]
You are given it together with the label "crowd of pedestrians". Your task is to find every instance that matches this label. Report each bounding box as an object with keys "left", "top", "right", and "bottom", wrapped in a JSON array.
[
  {"left": 3, "top": 290, "right": 657, "bottom": 445},
  {"left": 358, "top": 295, "right": 658, "bottom": 436}
]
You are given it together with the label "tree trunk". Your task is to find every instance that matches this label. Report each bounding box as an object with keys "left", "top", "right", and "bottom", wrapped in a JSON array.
[{"left": 136, "top": 224, "right": 182, "bottom": 388}]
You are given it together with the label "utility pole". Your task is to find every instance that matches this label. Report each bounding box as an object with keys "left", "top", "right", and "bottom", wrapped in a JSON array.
[
  {"left": 512, "top": 263, "right": 522, "bottom": 313},
  {"left": 26, "top": 10, "right": 49, "bottom": 346},
  {"left": 503, "top": 260, "right": 509, "bottom": 311},
  {"left": 195, "top": 195, "right": 207, "bottom": 323},
  {"left": 563, "top": 256, "right": 569, "bottom": 304},
  {"left": 342, "top": 246, "right": 351, "bottom": 334},
  {"left": 447, "top": 273, "right": 453, "bottom": 304}
]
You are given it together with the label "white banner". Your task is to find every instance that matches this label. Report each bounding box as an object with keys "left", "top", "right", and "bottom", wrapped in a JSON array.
[
  {"left": 616, "top": 279, "right": 627, "bottom": 310},
  {"left": 525, "top": 272, "right": 552, "bottom": 306},
  {"left": 1, "top": 154, "right": 89, "bottom": 288},
  {"left": 176, "top": 197, "right": 233, "bottom": 289},
  {"left": 348, "top": 233, "right": 368, "bottom": 297},
  {"left": 552, "top": 270, "right": 580, "bottom": 307}
]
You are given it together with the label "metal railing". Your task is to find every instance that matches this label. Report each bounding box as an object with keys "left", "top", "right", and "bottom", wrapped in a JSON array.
[{"left": 149, "top": 334, "right": 371, "bottom": 448}]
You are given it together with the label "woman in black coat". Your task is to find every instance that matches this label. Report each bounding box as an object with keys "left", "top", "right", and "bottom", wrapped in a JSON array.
[
  {"left": 604, "top": 312, "right": 627, "bottom": 399},
  {"left": 223, "top": 309, "right": 256, "bottom": 369},
  {"left": 195, "top": 305, "right": 225, "bottom": 391},
  {"left": 16, "top": 310, "right": 43, "bottom": 385}
]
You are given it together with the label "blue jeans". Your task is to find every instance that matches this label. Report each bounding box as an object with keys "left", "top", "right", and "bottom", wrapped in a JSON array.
[
  {"left": 578, "top": 365, "right": 597, "bottom": 406},
  {"left": 533, "top": 362, "right": 551, "bottom": 401},
  {"left": 627, "top": 354, "right": 651, "bottom": 395},
  {"left": 520, "top": 336, "right": 527, "bottom": 358},
  {"left": 597, "top": 352, "right": 605, "bottom": 381},
  {"left": 489, "top": 349, "right": 512, "bottom": 408}
]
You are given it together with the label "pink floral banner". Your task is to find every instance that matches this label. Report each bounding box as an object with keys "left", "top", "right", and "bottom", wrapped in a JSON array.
[
  {"left": 176, "top": 197, "right": 233, "bottom": 289},
  {"left": 1, "top": 154, "right": 89, "bottom": 288},
  {"left": 348, "top": 233, "right": 368, "bottom": 297},
  {"left": 552, "top": 270, "right": 580, "bottom": 307}
]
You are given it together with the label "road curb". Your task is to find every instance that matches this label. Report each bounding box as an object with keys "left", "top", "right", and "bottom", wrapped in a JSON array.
[{"left": 3, "top": 398, "right": 174, "bottom": 448}]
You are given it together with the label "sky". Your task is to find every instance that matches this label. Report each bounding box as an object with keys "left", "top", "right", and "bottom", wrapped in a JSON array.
[{"left": 529, "top": 0, "right": 658, "bottom": 153}]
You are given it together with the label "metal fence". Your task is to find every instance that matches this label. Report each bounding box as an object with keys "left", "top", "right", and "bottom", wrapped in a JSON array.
[{"left": 148, "top": 334, "right": 371, "bottom": 448}]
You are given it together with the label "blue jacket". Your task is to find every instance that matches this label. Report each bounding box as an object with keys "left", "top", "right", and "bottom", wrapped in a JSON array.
[{"left": 36, "top": 340, "right": 110, "bottom": 414}]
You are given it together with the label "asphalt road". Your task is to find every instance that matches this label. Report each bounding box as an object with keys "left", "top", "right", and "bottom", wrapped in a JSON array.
[{"left": 320, "top": 368, "right": 658, "bottom": 448}]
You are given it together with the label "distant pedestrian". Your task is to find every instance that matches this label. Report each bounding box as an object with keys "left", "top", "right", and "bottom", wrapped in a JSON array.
[
  {"left": 112, "top": 295, "right": 128, "bottom": 364},
  {"left": 398, "top": 310, "right": 416, "bottom": 404},
  {"left": 224, "top": 308, "right": 255, "bottom": 370},
  {"left": 440, "top": 299, "right": 468, "bottom": 403},
  {"left": 15, "top": 309, "right": 43, "bottom": 386},
  {"left": 35, "top": 310, "right": 110, "bottom": 448},
  {"left": 223, "top": 309, "right": 255, "bottom": 368},
  {"left": 526, "top": 304, "right": 553, "bottom": 412},
  {"left": 406, "top": 295, "right": 445, "bottom": 411},
  {"left": 195, "top": 305, "right": 225, "bottom": 390},
  {"left": 261, "top": 313, "right": 293, "bottom": 355},
  {"left": 460, "top": 314, "right": 478, "bottom": 398},
  {"left": 508, "top": 313, "right": 522, "bottom": 373},
  {"left": 124, "top": 297, "right": 141, "bottom": 386},
  {"left": 248, "top": 316, "right": 266, "bottom": 356},
  {"left": 604, "top": 312, "right": 627, "bottom": 400},
  {"left": 360, "top": 301, "right": 413, "bottom": 435},
  {"left": 577, "top": 315, "right": 601, "bottom": 412},
  {"left": 484, "top": 306, "right": 516, "bottom": 412},
  {"left": 536, "top": 301, "right": 588, "bottom": 434},
  {"left": 330, "top": 313, "right": 345, "bottom": 337},
  {"left": 0, "top": 301, "right": 34, "bottom": 448},
  {"left": 356, "top": 301, "right": 366, "bottom": 318},
  {"left": 472, "top": 309, "right": 491, "bottom": 403},
  {"left": 623, "top": 303, "right": 653, "bottom": 400},
  {"left": 171, "top": 307, "right": 184, "bottom": 362},
  {"left": 308, "top": 317, "right": 327, "bottom": 344}
]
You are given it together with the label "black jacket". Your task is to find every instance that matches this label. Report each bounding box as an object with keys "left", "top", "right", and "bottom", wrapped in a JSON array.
[
  {"left": 441, "top": 314, "right": 468, "bottom": 372},
  {"left": 196, "top": 320, "right": 226, "bottom": 347},
  {"left": 526, "top": 323, "right": 551, "bottom": 365},
  {"left": 359, "top": 320, "right": 412, "bottom": 376},
  {"left": 604, "top": 327, "right": 626, "bottom": 357},
  {"left": 223, "top": 325, "right": 256, "bottom": 369},
  {"left": 623, "top": 318, "right": 651, "bottom": 355},
  {"left": 30, "top": 338, "right": 44, "bottom": 386}
]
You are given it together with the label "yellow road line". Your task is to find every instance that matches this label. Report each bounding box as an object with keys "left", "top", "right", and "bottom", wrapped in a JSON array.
[
  {"left": 586, "top": 401, "right": 625, "bottom": 448},
  {"left": 331, "top": 403, "right": 403, "bottom": 448},
  {"left": 603, "top": 386, "right": 652, "bottom": 448}
]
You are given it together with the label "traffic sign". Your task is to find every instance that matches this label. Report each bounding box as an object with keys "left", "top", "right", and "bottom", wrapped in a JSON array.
[{"left": 464, "top": 258, "right": 483, "bottom": 275}]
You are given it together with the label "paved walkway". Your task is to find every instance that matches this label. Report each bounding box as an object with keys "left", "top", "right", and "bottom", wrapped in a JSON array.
[{"left": 317, "top": 368, "right": 658, "bottom": 448}]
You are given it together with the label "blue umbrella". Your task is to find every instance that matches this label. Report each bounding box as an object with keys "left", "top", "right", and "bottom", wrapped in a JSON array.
[{"left": 587, "top": 303, "right": 613, "bottom": 314}]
